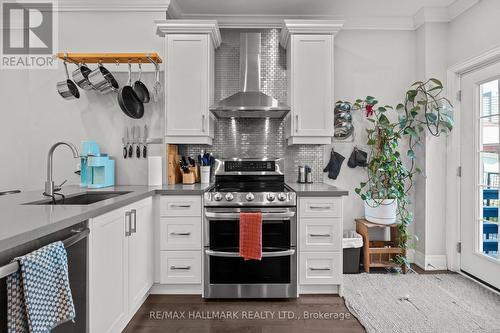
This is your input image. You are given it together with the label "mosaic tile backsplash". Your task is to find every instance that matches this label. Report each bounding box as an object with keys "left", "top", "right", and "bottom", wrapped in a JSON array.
[{"left": 179, "top": 28, "right": 324, "bottom": 183}]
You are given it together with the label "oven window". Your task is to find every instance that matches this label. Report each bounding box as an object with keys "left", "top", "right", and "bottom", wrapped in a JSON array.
[
  {"left": 209, "top": 220, "right": 290, "bottom": 249},
  {"left": 209, "top": 255, "right": 291, "bottom": 284}
]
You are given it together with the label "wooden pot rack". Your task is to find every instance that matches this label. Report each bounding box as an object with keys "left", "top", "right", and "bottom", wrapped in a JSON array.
[{"left": 56, "top": 52, "right": 163, "bottom": 65}]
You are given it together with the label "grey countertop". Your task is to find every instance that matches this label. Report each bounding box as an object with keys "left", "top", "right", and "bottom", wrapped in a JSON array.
[
  {"left": 0, "top": 181, "right": 346, "bottom": 254},
  {"left": 287, "top": 182, "right": 349, "bottom": 197},
  {"left": 0, "top": 184, "right": 213, "bottom": 253}
]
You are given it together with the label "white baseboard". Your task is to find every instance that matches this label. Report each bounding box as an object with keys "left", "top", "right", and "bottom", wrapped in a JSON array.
[
  {"left": 150, "top": 283, "right": 202, "bottom": 295},
  {"left": 414, "top": 251, "right": 447, "bottom": 270}
]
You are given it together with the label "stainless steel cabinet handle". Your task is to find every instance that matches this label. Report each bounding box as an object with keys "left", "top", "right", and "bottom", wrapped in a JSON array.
[
  {"left": 202, "top": 115, "right": 206, "bottom": 132},
  {"left": 309, "top": 267, "right": 331, "bottom": 271},
  {"left": 309, "top": 233, "right": 331, "bottom": 237},
  {"left": 170, "top": 265, "right": 191, "bottom": 270},
  {"left": 309, "top": 205, "right": 331, "bottom": 210},
  {"left": 295, "top": 115, "right": 299, "bottom": 132},
  {"left": 205, "top": 211, "right": 295, "bottom": 220},
  {"left": 169, "top": 232, "right": 192, "bottom": 236},
  {"left": 169, "top": 204, "right": 192, "bottom": 208},
  {"left": 130, "top": 209, "right": 137, "bottom": 234},
  {"left": 125, "top": 211, "right": 132, "bottom": 237},
  {"left": 205, "top": 249, "right": 295, "bottom": 258}
]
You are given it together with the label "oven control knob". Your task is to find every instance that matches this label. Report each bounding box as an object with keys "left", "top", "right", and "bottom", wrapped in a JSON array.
[
  {"left": 266, "top": 193, "right": 276, "bottom": 201},
  {"left": 277, "top": 193, "right": 287, "bottom": 201},
  {"left": 225, "top": 193, "right": 234, "bottom": 201},
  {"left": 214, "top": 192, "right": 223, "bottom": 201},
  {"left": 245, "top": 192, "right": 255, "bottom": 201}
]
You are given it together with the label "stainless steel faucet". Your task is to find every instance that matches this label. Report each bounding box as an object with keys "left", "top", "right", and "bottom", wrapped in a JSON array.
[{"left": 44, "top": 142, "right": 80, "bottom": 197}]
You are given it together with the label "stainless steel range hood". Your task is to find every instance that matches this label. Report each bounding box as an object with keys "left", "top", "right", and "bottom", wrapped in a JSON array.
[{"left": 209, "top": 33, "right": 290, "bottom": 119}]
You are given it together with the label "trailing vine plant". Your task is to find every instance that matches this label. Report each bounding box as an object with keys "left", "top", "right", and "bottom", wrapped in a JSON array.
[{"left": 349, "top": 79, "right": 454, "bottom": 268}]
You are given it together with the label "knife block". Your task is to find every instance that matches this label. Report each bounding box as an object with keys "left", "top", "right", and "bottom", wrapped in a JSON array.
[
  {"left": 182, "top": 172, "right": 196, "bottom": 185},
  {"left": 189, "top": 165, "right": 200, "bottom": 182}
]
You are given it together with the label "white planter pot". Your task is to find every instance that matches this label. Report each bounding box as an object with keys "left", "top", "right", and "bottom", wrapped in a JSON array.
[{"left": 364, "top": 199, "right": 397, "bottom": 225}]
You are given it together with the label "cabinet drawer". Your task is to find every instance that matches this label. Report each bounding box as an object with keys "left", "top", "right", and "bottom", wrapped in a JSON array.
[
  {"left": 160, "top": 217, "right": 201, "bottom": 250},
  {"left": 299, "top": 197, "right": 342, "bottom": 218},
  {"left": 160, "top": 251, "right": 201, "bottom": 284},
  {"left": 160, "top": 196, "right": 201, "bottom": 217},
  {"left": 300, "top": 218, "right": 341, "bottom": 252},
  {"left": 299, "top": 252, "right": 342, "bottom": 285}
]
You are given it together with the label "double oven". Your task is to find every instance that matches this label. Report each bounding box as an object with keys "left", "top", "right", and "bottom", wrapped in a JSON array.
[{"left": 203, "top": 158, "right": 297, "bottom": 298}]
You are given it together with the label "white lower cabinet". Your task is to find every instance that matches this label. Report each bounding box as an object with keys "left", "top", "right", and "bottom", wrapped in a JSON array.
[
  {"left": 89, "top": 197, "right": 153, "bottom": 333},
  {"left": 298, "top": 197, "right": 343, "bottom": 294},
  {"left": 155, "top": 195, "right": 203, "bottom": 294}
]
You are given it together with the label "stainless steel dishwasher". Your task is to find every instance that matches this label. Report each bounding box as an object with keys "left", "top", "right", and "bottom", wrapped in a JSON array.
[{"left": 0, "top": 221, "right": 88, "bottom": 332}]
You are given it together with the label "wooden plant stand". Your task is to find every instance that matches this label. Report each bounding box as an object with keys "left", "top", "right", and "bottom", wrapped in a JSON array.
[{"left": 355, "top": 218, "right": 408, "bottom": 273}]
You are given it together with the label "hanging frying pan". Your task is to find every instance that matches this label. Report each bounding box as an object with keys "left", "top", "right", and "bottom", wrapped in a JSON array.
[
  {"left": 133, "top": 62, "right": 150, "bottom": 103},
  {"left": 56, "top": 61, "right": 80, "bottom": 100},
  {"left": 117, "top": 62, "right": 144, "bottom": 119}
]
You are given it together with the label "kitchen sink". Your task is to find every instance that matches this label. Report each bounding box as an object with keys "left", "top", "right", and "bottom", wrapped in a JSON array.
[{"left": 25, "top": 191, "right": 132, "bottom": 205}]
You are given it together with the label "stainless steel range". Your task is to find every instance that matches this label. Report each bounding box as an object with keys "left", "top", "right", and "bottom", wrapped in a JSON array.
[{"left": 203, "top": 158, "right": 297, "bottom": 298}]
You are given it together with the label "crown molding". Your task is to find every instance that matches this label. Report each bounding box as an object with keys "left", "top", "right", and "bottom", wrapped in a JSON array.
[
  {"left": 448, "top": 0, "right": 480, "bottom": 21},
  {"left": 155, "top": 19, "right": 222, "bottom": 48},
  {"left": 56, "top": 0, "right": 170, "bottom": 12},
  {"left": 413, "top": 0, "right": 479, "bottom": 29},
  {"left": 280, "top": 20, "right": 344, "bottom": 47}
]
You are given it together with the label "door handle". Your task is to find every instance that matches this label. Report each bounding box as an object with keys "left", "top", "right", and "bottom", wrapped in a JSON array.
[
  {"left": 169, "top": 232, "right": 192, "bottom": 236},
  {"left": 309, "top": 205, "right": 331, "bottom": 210},
  {"left": 125, "top": 211, "right": 132, "bottom": 237},
  {"left": 202, "top": 115, "right": 206, "bottom": 132},
  {"left": 205, "top": 249, "right": 295, "bottom": 258},
  {"left": 130, "top": 209, "right": 137, "bottom": 234},
  {"left": 170, "top": 265, "right": 191, "bottom": 270},
  {"left": 295, "top": 115, "right": 299, "bottom": 132},
  {"left": 205, "top": 211, "right": 295, "bottom": 220},
  {"left": 309, "top": 233, "right": 331, "bottom": 237},
  {"left": 169, "top": 204, "right": 192, "bottom": 208}
]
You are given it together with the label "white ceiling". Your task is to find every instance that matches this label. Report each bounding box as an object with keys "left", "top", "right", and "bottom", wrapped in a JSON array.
[
  {"left": 168, "top": 0, "right": 478, "bottom": 30},
  {"left": 175, "top": 0, "right": 456, "bottom": 18}
]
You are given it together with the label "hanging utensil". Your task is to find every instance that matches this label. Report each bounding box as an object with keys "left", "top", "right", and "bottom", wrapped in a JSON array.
[
  {"left": 149, "top": 57, "right": 162, "bottom": 102},
  {"left": 88, "top": 61, "right": 119, "bottom": 93},
  {"left": 122, "top": 128, "right": 127, "bottom": 159},
  {"left": 143, "top": 124, "right": 148, "bottom": 158},
  {"left": 118, "top": 62, "right": 144, "bottom": 119},
  {"left": 57, "top": 61, "right": 80, "bottom": 100},
  {"left": 133, "top": 62, "right": 150, "bottom": 103},
  {"left": 128, "top": 126, "right": 133, "bottom": 158},
  {"left": 72, "top": 62, "right": 94, "bottom": 91},
  {"left": 135, "top": 126, "right": 141, "bottom": 158}
]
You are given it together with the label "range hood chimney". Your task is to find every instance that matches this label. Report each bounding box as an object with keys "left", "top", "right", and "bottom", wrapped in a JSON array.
[{"left": 209, "top": 33, "right": 290, "bottom": 119}]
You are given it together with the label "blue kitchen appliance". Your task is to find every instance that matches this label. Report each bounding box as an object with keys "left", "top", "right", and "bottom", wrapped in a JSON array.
[{"left": 80, "top": 141, "right": 115, "bottom": 188}]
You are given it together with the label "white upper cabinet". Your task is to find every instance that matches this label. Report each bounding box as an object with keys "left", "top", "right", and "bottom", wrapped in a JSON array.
[
  {"left": 280, "top": 20, "right": 343, "bottom": 145},
  {"left": 157, "top": 20, "right": 221, "bottom": 145}
]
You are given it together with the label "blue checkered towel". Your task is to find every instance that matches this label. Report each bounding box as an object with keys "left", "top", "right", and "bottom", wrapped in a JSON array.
[{"left": 7, "top": 241, "right": 76, "bottom": 333}]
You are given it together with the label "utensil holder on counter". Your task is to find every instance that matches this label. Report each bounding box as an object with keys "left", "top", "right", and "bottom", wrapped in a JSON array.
[
  {"left": 200, "top": 166, "right": 210, "bottom": 184},
  {"left": 182, "top": 172, "right": 196, "bottom": 185}
]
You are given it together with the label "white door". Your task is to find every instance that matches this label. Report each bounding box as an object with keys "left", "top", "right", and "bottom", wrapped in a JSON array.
[
  {"left": 460, "top": 62, "right": 500, "bottom": 289},
  {"left": 128, "top": 198, "right": 154, "bottom": 313},
  {"left": 89, "top": 208, "right": 128, "bottom": 333}
]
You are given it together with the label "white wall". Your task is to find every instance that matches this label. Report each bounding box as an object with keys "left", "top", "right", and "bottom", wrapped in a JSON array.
[
  {"left": 326, "top": 30, "right": 417, "bottom": 233},
  {"left": 0, "top": 11, "right": 166, "bottom": 192},
  {"left": 448, "top": 0, "right": 500, "bottom": 67}
]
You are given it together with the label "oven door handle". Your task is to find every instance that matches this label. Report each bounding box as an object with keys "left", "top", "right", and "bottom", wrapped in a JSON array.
[
  {"left": 204, "top": 211, "right": 295, "bottom": 220},
  {"left": 205, "top": 249, "right": 295, "bottom": 258}
]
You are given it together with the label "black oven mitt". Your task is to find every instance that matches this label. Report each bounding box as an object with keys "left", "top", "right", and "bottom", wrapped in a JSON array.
[
  {"left": 348, "top": 147, "right": 368, "bottom": 168},
  {"left": 323, "top": 149, "right": 345, "bottom": 180}
]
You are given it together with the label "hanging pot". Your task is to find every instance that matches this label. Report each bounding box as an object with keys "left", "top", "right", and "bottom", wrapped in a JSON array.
[
  {"left": 72, "top": 63, "right": 94, "bottom": 90},
  {"left": 133, "top": 62, "right": 150, "bottom": 103},
  {"left": 117, "top": 62, "right": 144, "bottom": 119},
  {"left": 56, "top": 61, "right": 80, "bottom": 100},
  {"left": 364, "top": 199, "right": 398, "bottom": 225},
  {"left": 88, "top": 62, "right": 119, "bottom": 93}
]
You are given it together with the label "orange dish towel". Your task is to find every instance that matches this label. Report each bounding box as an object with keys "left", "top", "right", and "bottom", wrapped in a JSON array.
[{"left": 239, "top": 212, "right": 262, "bottom": 260}]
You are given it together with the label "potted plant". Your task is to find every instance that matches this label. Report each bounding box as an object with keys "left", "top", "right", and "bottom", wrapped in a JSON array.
[{"left": 350, "top": 79, "right": 453, "bottom": 267}]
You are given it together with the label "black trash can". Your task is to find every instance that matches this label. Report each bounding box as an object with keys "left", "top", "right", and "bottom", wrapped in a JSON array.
[{"left": 343, "top": 230, "right": 363, "bottom": 274}]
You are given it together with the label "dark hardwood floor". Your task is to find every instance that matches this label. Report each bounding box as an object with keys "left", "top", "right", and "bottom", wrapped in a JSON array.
[{"left": 123, "top": 294, "right": 366, "bottom": 333}]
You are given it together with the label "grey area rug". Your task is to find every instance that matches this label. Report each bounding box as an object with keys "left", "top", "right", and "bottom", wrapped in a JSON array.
[{"left": 343, "top": 273, "right": 500, "bottom": 333}]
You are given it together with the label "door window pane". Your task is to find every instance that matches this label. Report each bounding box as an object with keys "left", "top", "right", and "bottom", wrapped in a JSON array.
[{"left": 479, "top": 79, "right": 499, "bottom": 259}]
